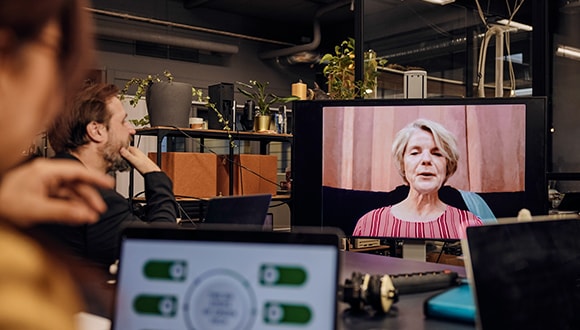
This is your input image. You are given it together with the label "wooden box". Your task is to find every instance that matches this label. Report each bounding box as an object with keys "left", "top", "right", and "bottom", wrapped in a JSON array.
[
  {"left": 217, "top": 154, "right": 278, "bottom": 196},
  {"left": 148, "top": 152, "right": 218, "bottom": 198}
]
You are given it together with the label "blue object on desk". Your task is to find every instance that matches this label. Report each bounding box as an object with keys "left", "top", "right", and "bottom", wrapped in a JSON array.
[{"left": 423, "top": 283, "right": 476, "bottom": 324}]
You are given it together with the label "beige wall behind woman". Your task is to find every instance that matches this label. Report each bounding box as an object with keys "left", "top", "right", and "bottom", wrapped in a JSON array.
[{"left": 322, "top": 104, "right": 525, "bottom": 193}]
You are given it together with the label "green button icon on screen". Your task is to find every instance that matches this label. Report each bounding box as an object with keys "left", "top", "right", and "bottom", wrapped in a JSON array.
[
  {"left": 133, "top": 294, "right": 177, "bottom": 317},
  {"left": 263, "top": 302, "right": 311, "bottom": 325},
  {"left": 259, "top": 264, "right": 307, "bottom": 286},
  {"left": 143, "top": 260, "right": 187, "bottom": 281}
]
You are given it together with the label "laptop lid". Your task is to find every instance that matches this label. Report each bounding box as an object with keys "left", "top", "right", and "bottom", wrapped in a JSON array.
[
  {"left": 111, "top": 224, "right": 341, "bottom": 330},
  {"left": 462, "top": 218, "right": 580, "bottom": 330},
  {"left": 202, "top": 194, "right": 272, "bottom": 228}
]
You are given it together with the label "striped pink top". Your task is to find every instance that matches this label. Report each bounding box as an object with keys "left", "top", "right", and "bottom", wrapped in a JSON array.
[{"left": 352, "top": 205, "right": 483, "bottom": 239}]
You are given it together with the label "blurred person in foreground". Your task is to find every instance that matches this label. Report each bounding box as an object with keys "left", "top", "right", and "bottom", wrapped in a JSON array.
[
  {"left": 0, "top": 0, "right": 116, "bottom": 328},
  {"left": 352, "top": 118, "right": 483, "bottom": 239},
  {"left": 35, "top": 82, "right": 178, "bottom": 273}
]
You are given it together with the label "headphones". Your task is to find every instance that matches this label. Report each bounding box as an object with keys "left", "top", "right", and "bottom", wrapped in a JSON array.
[{"left": 339, "top": 272, "right": 399, "bottom": 314}]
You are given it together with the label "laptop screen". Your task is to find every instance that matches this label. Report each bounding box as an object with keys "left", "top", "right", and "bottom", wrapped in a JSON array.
[
  {"left": 112, "top": 225, "right": 340, "bottom": 330},
  {"left": 202, "top": 194, "right": 272, "bottom": 228}
]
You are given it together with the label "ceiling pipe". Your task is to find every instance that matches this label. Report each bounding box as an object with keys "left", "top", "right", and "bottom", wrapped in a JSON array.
[
  {"left": 88, "top": 8, "right": 293, "bottom": 46},
  {"left": 258, "top": 0, "right": 352, "bottom": 60},
  {"left": 95, "top": 25, "right": 239, "bottom": 54},
  {"left": 183, "top": 0, "right": 210, "bottom": 8}
]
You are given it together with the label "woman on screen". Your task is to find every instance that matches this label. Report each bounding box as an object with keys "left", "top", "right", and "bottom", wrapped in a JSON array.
[{"left": 352, "top": 118, "right": 483, "bottom": 239}]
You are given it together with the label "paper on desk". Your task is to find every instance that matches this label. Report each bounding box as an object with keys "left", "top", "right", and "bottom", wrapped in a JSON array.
[{"left": 75, "top": 312, "right": 111, "bottom": 330}]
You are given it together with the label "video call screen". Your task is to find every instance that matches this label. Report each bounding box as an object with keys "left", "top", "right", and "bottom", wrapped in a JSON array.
[{"left": 291, "top": 98, "right": 548, "bottom": 240}]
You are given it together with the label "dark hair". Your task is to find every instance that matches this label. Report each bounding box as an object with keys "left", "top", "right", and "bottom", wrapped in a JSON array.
[
  {"left": 48, "top": 82, "right": 120, "bottom": 153},
  {"left": 0, "top": 0, "right": 94, "bottom": 99}
]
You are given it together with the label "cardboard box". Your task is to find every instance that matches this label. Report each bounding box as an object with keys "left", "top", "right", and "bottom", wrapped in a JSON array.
[
  {"left": 148, "top": 152, "right": 218, "bottom": 198},
  {"left": 217, "top": 154, "right": 278, "bottom": 196}
]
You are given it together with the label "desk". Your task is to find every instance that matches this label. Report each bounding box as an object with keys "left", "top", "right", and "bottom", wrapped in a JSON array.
[
  {"left": 91, "top": 251, "right": 473, "bottom": 329},
  {"left": 338, "top": 251, "right": 473, "bottom": 330}
]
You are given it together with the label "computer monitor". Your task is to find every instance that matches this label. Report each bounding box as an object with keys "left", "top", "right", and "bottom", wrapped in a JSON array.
[{"left": 291, "top": 97, "right": 548, "bottom": 247}]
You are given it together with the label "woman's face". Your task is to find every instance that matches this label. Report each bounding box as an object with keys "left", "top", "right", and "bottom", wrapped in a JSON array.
[
  {"left": 403, "top": 129, "right": 448, "bottom": 195},
  {"left": 0, "top": 20, "right": 62, "bottom": 173}
]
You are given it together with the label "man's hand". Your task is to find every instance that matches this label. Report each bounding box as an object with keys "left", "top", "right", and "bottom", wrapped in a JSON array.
[
  {"left": 0, "top": 159, "right": 115, "bottom": 227},
  {"left": 119, "top": 146, "right": 161, "bottom": 175}
]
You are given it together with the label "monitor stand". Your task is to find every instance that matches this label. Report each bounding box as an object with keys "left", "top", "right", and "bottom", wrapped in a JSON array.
[{"left": 401, "top": 240, "right": 426, "bottom": 261}]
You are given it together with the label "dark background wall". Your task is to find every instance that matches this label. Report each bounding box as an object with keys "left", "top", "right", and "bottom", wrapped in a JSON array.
[
  {"left": 91, "top": 0, "right": 580, "bottom": 193},
  {"left": 91, "top": 0, "right": 353, "bottom": 102}
]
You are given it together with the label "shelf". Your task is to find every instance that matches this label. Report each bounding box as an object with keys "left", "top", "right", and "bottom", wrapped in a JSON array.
[
  {"left": 136, "top": 127, "right": 292, "bottom": 143},
  {"left": 132, "top": 126, "right": 293, "bottom": 197}
]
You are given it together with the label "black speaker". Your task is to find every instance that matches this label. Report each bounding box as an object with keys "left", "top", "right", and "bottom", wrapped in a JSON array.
[
  {"left": 240, "top": 100, "right": 255, "bottom": 131},
  {"left": 208, "top": 83, "right": 234, "bottom": 130}
]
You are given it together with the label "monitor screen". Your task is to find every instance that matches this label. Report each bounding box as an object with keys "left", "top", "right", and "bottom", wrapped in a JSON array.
[{"left": 291, "top": 97, "right": 548, "bottom": 241}]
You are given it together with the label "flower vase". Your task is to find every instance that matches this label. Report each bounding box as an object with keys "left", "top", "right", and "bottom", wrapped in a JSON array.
[
  {"left": 146, "top": 81, "right": 192, "bottom": 128},
  {"left": 254, "top": 115, "right": 271, "bottom": 132}
]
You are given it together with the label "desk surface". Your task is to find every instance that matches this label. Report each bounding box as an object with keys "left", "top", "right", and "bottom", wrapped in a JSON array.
[
  {"left": 92, "top": 250, "right": 473, "bottom": 330},
  {"left": 338, "top": 251, "right": 473, "bottom": 330}
]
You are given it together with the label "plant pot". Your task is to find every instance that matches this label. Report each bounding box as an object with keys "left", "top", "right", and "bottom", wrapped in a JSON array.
[
  {"left": 254, "top": 115, "right": 272, "bottom": 132},
  {"left": 146, "top": 81, "right": 192, "bottom": 128}
]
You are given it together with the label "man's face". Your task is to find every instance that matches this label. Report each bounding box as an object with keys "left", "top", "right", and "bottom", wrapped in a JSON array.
[{"left": 103, "top": 97, "right": 136, "bottom": 172}]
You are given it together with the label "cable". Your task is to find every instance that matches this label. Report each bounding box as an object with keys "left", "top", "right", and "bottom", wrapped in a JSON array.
[
  {"left": 175, "top": 201, "right": 197, "bottom": 227},
  {"left": 474, "top": 0, "right": 489, "bottom": 27},
  {"left": 268, "top": 200, "right": 292, "bottom": 209},
  {"left": 173, "top": 194, "right": 204, "bottom": 200},
  {"left": 435, "top": 241, "right": 448, "bottom": 263},
  {"left": 404, "top": 2, "right": 452, "bottom": 38},
  {"left": 474, "top": 0, "right": 527, "bottom": 97},
  {"left": 503, "top": 0, "right": 526, "bottom": 95},
  {"left": 134, "top": 134, "right": 142, "bottom": 148}
]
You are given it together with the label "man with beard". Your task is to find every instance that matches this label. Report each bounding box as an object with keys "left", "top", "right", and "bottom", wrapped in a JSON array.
[{"left": 33, "top": 82, "right": 178, "bottom": 275}]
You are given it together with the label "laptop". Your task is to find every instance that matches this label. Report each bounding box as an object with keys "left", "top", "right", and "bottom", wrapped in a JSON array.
[
  {"left": 462, "top": 218, "right": 580, "bottom": 329},
  {"left": 111, "top": 224, "right": 341, "bottom": 330},
  {"left": 202, "top": 193, "right": 273, "bottom": 229}
]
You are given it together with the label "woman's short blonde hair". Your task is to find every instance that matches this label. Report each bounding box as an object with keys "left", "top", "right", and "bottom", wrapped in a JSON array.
[{"left": 391, "top": 118, "right": 459, "bottom": 184}]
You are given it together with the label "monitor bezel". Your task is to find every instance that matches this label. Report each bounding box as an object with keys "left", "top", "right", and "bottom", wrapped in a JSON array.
[{"left": 291, "top": 97, "right": 548, "bottom": 240}]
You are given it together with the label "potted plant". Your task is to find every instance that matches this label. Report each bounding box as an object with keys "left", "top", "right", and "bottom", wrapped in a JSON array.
[
  {"left": 120, "top": 70, "right": 192, "bottom": 128},
  {"left": 120, "top": 71, "right": 232, "bottom": 144},
  {"left": 236, "top": 80, "right": 299, "bottom": 132},
  {"left": 320, "top": 37, "right": 387, "bottom": 100}
]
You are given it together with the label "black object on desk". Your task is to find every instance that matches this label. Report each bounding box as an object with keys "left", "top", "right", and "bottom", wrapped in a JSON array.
[
  {"left": 201, "top": 193, "right": 272, "bottom": 229},
  {"left": 339, "top": 270, "right": 460, "bottom": 314}
]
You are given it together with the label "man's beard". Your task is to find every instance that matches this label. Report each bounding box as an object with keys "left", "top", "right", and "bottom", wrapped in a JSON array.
[{"left": 104, "top": 141, "right": 131, "bottom": 173}]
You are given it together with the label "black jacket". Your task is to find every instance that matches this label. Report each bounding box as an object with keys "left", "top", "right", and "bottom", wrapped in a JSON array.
[{"left": 31, "top": 153, "right": 178, "bottom": 271}]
